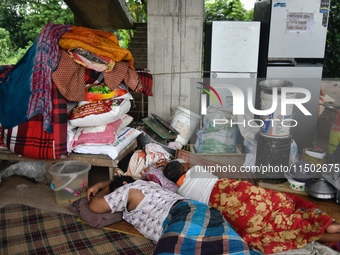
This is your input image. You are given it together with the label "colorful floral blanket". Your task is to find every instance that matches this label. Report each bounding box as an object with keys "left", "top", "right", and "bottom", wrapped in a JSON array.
[{"left": 209, "top": 179, "right": 334, "bottom": 254}]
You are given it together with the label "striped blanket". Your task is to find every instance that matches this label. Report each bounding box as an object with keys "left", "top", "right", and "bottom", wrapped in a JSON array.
[{"left": 153, "top": 200, "right": 260, "bottom": 255}]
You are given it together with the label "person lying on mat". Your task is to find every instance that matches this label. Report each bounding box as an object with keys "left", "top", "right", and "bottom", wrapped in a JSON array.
[
  {"left": 162, "top": 160, "right": 340, "bottom": 254},
  {"left": 86, "top": 175, "right": 260, "bottom": 255}
]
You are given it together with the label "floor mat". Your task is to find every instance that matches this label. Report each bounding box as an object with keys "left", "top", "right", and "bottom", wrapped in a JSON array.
[
  {"left": 77, "top": 217, "right": 144, "bottom": 237},
  {"left": 0, "top": 204, "right": 155, "bottom": 255}
]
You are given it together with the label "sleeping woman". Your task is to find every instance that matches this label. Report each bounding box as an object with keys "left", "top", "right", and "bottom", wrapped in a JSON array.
[{"left": 163, "top": 160, "right": 340, "bottom": 254}]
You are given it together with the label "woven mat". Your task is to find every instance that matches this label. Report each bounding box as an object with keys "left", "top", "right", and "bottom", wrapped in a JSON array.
[
  {"left": 77, "top": 217, "right": 144, "bottom": 237},
  {"left": 0, "top": 204, "right": 155, "bottom": 255},
  {"left": 104, "top": 220, "right": 144, "bottom": 237}
]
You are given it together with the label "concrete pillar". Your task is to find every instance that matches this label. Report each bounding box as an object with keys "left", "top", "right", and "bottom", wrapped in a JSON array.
[{"left": 147, "top": 0, "right": 204, "bottom": 120}]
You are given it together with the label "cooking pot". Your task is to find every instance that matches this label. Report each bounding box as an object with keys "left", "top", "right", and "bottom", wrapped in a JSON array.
[
  {"left": 305, "top": 178, "right": 337, "bottom": 199},
  {"left": 258, "top": 79, "right": 293, "bottom": 92}
]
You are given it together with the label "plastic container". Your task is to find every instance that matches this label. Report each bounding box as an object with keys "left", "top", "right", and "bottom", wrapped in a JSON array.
[
  {"left": 284, "top": 172, "right": 306, "bottom": 192},
  {"left": 49, "top": 161, "right": 91, "bottom": 207},
  {"left": 260, "top": 90, "right": 296, "bottom": 137},
  {"left": 255, "top": 132, "right": 292, "bottom": 183},
  {"left": 316, "top": 106, "right": 338, "bottom": 140},
  {"left": 329, "top": 110, "right": 340, "bottom": 153},
  {"left": 170, "top": 106, "right": 201, "bottom": 146},
  {"left": 300, "top": 148, "right": 328, "bottom": 165},
  {"left": 258, "top": 79, "right": 293, "bottom": 91}
]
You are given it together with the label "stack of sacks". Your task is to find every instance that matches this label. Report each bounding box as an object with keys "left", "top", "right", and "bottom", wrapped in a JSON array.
[
  {"left": 50, "top": 25, "right": 146, "bottom": 159},
  {"left": 69, "top": 83, "right": 132, "bottom": 128},
  {"left": 68, "top": 83, "right": 140, "bottom": 160}
]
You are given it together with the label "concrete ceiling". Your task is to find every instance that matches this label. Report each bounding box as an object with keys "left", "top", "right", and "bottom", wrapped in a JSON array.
[{"left": 64, "top": 0, "right": 134, "bottom": 30}]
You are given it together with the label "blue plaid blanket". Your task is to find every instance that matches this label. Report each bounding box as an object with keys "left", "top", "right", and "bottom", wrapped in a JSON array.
[{"left": 153, "top": 200, "right": 261, "bottom": 255}]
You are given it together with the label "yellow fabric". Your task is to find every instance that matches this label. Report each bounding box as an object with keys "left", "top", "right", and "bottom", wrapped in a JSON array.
[{"left": 59, "top": 26, "right": 134, "bottom": 68}]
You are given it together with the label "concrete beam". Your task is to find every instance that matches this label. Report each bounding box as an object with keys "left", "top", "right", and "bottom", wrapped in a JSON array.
[
  {"left": 64, "top": 0, "right": 134, "bottom": 30},
  {"left": 147, "top": 0, "right": 204, "bottom": 121}
]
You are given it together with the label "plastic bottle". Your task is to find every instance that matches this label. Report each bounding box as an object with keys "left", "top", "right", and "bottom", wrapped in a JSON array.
[
  {"left": 329, "top": 110, "right": 340, "bottom": 154},
  {"left": 317, "top": 106, "right": 338, "bottom": 140}
]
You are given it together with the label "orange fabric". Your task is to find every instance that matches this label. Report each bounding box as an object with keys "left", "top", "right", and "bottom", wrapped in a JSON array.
[
  {"left": 209, "top": 178, "right": 334, "bottom": 254},
  {"left": 59, "top": 26, "right": 134, "bottom": 68},
  {"left": 176, "top": 174, "right": 186, "bottom": 186}
]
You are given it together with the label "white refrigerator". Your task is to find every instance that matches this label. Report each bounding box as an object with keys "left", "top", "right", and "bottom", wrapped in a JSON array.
[
  {"left": 254, "top": 0, "right": 331, "bottom": 150},
  {"left": 203, "top": 21, "right": 261, "bottom": 119}
]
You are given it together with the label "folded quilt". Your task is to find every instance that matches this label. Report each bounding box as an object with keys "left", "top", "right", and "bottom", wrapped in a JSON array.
[
  {"left": 1, "top": 82, "right": 68, "bottom": 159},
  {"left": 59, "top": 26, "right": 134, "bottom": 68}
]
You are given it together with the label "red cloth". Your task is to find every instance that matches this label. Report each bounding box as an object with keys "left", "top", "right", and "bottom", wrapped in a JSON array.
[
  {"left": 136, "top": 69, "right": 153, "bottom": 96},
  {"left": 209, "top": 178, "right": 334, "bottom": 254},
  {"left": 2, "top": 82, "right": 68, "bottom": 159}
]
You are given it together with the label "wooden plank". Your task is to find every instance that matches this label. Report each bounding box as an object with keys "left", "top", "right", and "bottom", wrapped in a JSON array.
[
  {"left": 187, "top": 144, "right": 246, "bottom": 171},
  {"left": 175, "top": 149, "right": 258, "bottom": 185},
  {"left": 0, "top": 139, "right": 138, "bottom": 182},
  {"left": 0, "top": 150, "right": 115, "bottom": 167}
]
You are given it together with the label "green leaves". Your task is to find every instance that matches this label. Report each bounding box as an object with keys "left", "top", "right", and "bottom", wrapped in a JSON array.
[
  {"left": 0, "top": 28, "right": 12, "bottom": 63},
  {"left": 205, "top": 0, "right": 252, "bottom": 21},
  {"left": 0, "top": 0, "right": 73, "bottom": 64},
  {"left": 323, "top": 1, "right": 340, "bottom": 78}
]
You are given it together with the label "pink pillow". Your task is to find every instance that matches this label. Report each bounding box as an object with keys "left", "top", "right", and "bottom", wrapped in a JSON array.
[{"left": 68, "top": 197, "right": 122, "bottom": 228}]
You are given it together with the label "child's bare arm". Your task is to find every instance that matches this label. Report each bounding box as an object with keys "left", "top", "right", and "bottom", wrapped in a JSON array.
[{"left": 87, "top": 180, "right": 112, "bottom": 200}]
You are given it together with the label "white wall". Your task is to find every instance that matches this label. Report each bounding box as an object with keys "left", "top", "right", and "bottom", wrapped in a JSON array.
[{"left": 147, "top": 0, "right": 204, "bottom": 120}]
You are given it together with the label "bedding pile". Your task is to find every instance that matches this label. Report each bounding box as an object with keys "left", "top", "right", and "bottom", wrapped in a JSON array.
[{"left": 0, "top": 23, "right": 151, "bottom": 159}]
